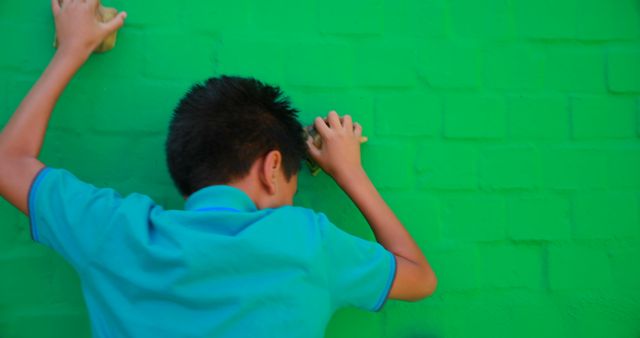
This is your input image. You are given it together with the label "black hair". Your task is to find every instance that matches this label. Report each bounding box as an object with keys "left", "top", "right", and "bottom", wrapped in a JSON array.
[{"left": 165, "top": 75, "right": 307, "bottom": 197}]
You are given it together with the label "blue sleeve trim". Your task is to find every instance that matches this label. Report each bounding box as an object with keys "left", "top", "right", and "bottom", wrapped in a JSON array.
[
  {"left": 372, "top": 251, "right": 397, "bottom": 312},
  {"left": 28, "top": 167, "right": 52, "bottom": 242}
]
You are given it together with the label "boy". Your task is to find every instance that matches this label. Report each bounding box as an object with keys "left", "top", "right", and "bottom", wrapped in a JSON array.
[{"left": 0, "top": 1, "right": 437, "bottom": 337}]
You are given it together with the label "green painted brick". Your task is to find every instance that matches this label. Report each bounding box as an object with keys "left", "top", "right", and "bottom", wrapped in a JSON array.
[
  {"left": 361, "top": 141, "right": 415, "bottom": 190},
  {"left": 477, "top": 244, "right": 543, "bottom": 289},
  {"left": 248, "top": 1, "right": 316, "bottom": 34},
  {"left": 484, "top": 45, "right": 545, "bottom": 90},
  {"left": 0, "top": 254, "right": 55, "bottom": 307},
  {"left": 325, "top": 308, "right": 383, "bottom": 338},
  {"left": 418, "top": 40, "right": 482, "bottom": 89},
  {"left": 318, "top": 0, "right": 382, "bottom": 36},
  {"left": 450, "top": 0, "right": 512, "bottom": 39},
  {"left": 609, "top": 245, "right": 640, "bottom": 291},
  {"left": 91, "top": 82, "right": 182, "bottom": 133},
  {"left": 0, "top": 0, "right": 52, "bottom": 26},
  {"left": 0, "top": 80, "right": 8, "bottom": 124},
  {"left": 606, "top": 148, "right": 640, "bottom": 189},
  {"left": 563, "top": 301, "right": 640, "bottom": 338},
  {"left": 110, "top": 0, "right": 182, "bottom": 27},
  {"left": 442, "top": 194, "right": 507, "bottom": 241},
  {"left": 0, "top": 23, "right": 53, "bottom": 75},
  {"left": 6, "top": 218, "right": 35, "bottom": 250},
  {"left": 2, "top": 0, "right": 640, "bottom": 336},
  {"left": 73, "top": 28, "right": 146, "bottom": 81},
  {"left": 548, "top": 244, "right": 613, "bottom": 291},
  {"left": 0, "top": 201, "right": 21, "bottom": 247},
  {"left": 48, "top": 78, "right": 101, "bottom": 132},
  {"left": 514, "top": 0, "right": 577, "bottom": 39},
  {"left": 143, "top": 32, "right": 218, "bottom": 82},
  {"left": 573, "top": 0, "right": 640, "bottom": 40},
  {"left": 572, "top": 192, "right": 639, "bottom": 239},
  {"left": 384, "top": 302, "right": 446, "bottom": 338},
  {"left": 545, "top": 46, "right": 605, "bottom": 92},
  {"left": 49, "top": 258, "right": 85, "bottom": 305},
  {"left": 607, "top": 48, "right": 640, "bottom": 93},
  {"left": 182, "top": 0, "right": 250, "bottom": 34},
  {"left": 0, "top": 201, "right": 19, "bottom": 226},
  {"left": 445, "top": 95, "right": 507, "bottom": 139},
  {"left": 417, "top": 143, "right": 478, "bottom": 190},
  {"left": 571, "top": 96, "right": 636, "bottom": 140},
  {"left": 353, "top": 41, "right": 417, "bottom": 88},
  {"left": 381, "top": 0, "right": 446, "bottom": 38},
  {"left": 507, "top": 194, "right": 571, "bottom": 241},
  {"left": 442, "top": 299, "right": 512, "bottom": 337},
  {"left": 383, "top": 191, "right": 440, "bottom": 244},
  {"left": 290, "top": 91, "right": 374, "bottom": 133},
  {"left": 427, "top": 246, "right": 478, "bottom": 292},
  {"left": 49, "top": 131, "right": 139, "bottom": 184},
  {"left": 480, "top": 145, "right": 538, "bottom": 189},
  {"left": 374, "top": 90, "right": 440, "bottom": 136},
  {"left": 508, "top": 301, "right": 568, "bottom": 338},
  {"left": 508, "top": 95, "right": 568, "bottom": 140},
  {"left": 0, "top": 309, "right": 90, "bottom": 338},
  {"left": 124, "top": 135, "right": 174, "bottom": 187},
  {"left": 541, "top": 147, "right": 608, "bottom": 190},
  {"left": 214, "top": 35, "right": 286, "bottom": 85},
  {"left": 284, "top": 42, "right": 354, "bottom": 88},
  {"left": 517, "top": 0, "right": 640, "bottom": 41}
]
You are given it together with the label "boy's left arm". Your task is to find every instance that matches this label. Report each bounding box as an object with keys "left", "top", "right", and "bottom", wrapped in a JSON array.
[{"left": 0, "top": 0, "right": 126, "bottom": 215}]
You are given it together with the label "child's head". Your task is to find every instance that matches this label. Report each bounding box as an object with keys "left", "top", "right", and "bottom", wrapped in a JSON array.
[{"left": 166, "top": 75, "right": 307, "bottom": 206}]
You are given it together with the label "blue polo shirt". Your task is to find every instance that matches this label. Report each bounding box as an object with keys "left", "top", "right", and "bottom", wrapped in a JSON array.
[{"left": 28, "top": 167, "right": 397, "bottom": 338}]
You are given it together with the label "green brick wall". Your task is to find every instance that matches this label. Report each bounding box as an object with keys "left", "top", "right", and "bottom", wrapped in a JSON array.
[{"left": 1, "top": 0, "right": 639, "bottom": 337}]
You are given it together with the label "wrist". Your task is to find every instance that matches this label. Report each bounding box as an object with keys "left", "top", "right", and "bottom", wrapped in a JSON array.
[
  {"left": 333, "top": 166, "right": 368, "bottom": 190},
  {"left": 54, "top": 45, "right": 91, "bottom": 67}
]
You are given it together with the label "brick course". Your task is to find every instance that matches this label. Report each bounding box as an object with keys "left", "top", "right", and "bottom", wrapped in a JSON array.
[{"left": 1, "top": 1, "right": 639, "bottom": 337}]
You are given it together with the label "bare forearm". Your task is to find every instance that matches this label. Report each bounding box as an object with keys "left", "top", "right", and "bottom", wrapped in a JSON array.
[
  {"left": 0, "top": 0, "right": 125, "bottom": 216},
  {"left": 335, "top": 168, "right": 430, "bottom": 267},
  {"left": 1, "top": 0, "right": 128, "bottom": 157},
  {"left": 0, "top": 50, "right": 87, "bottom": 157},
  {"left": 307, "top": 111, "right": 437, "bottom": 298},
  {"left": 0, "top": 50, "right": 86, "bottom": 214}
]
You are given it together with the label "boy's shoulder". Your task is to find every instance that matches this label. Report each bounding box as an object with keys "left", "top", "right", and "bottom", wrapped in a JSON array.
[
  {"left": 270, "top": 204, "right": 321, "bottom": 220},
  {"left": 269, "top": 205, "right": 335, "bottom": 232}
]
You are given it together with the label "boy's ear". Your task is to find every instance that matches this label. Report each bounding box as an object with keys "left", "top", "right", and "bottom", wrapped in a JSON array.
[{"left": 260, "top": 150, "right": 282, "bottom": 195}]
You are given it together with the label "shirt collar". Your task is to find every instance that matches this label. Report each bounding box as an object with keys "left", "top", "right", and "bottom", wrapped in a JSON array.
[{"left": 184, "top": 185, "right": 258, "bottom": 212}]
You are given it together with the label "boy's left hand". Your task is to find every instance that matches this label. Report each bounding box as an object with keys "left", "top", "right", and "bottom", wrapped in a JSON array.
[
  {"left": 52, "top": 0, "right": 127, "bottom": 60},
  {"left": 306, "top": 111, "right": 364, "bottom": 181}
]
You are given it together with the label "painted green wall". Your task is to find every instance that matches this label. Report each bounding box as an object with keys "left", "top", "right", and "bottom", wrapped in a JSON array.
[{"left": 1, "top": 0, "right": 640, "bottom": 337}]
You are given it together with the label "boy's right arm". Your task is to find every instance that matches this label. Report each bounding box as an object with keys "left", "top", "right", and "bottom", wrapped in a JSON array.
[
  {"left": 0, "top": 0, "right": 126, "bottom": 215},
  {"left": 306, "top": 111, "right": 437, "bottom": 301}
]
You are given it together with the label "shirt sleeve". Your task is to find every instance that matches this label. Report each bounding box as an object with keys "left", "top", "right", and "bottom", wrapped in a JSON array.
[
  {"left": 28, "top": 167, "right": 125, "bottom": 269},
  {"left": 317, "top": 211, "right": 397, "bottom": 312}
]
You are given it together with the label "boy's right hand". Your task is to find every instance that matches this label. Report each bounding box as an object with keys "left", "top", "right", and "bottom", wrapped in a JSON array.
[
  {"left": 52, "top": 0, "right": 127, "bottom": 59},
  {"left": 306, "top": 110, "right": 364, "bottom": 181}
]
